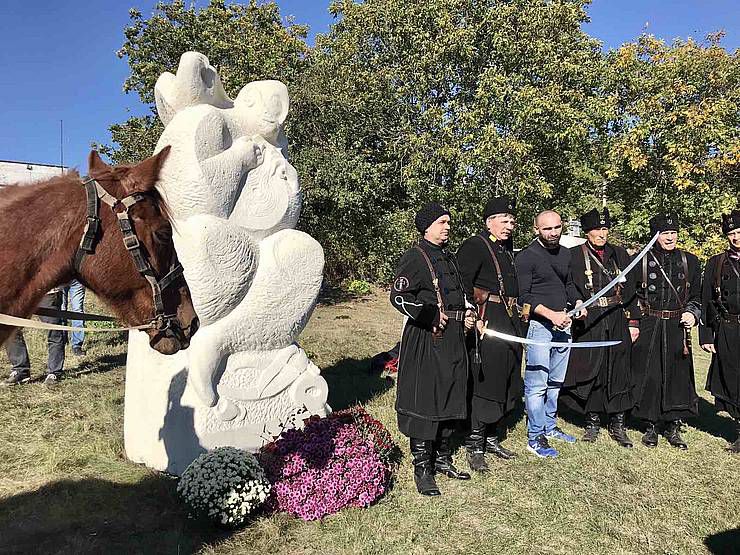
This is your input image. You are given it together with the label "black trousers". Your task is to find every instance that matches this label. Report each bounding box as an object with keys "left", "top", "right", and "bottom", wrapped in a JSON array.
[
  {"left": 5, "top": 292, "right": 65, "bottom": 377},
  {"left": 398, "top": 415, "right": 459, "bottom": 441}
]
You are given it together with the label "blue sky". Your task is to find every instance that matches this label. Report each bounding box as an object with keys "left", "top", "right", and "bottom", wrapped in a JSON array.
[{"left": 0, "top": 0, "right": 737, "bottom": 173}]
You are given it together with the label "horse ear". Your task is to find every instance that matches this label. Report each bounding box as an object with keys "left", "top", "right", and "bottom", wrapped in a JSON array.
[
  {"left": 88, "top": 150, "right": 110, "bottom": 175},
  {"left": 128, "top": 146, "right": 172, "bottom": 192}
]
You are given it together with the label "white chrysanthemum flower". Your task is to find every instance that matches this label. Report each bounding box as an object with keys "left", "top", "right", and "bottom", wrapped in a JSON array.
[{"left": 177, "top": 447, "right": 271, "bottom": 527}]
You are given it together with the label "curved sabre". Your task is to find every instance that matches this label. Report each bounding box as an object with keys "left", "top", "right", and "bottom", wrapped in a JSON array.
[
  {"left": 566, "top": 231, "right": 660, "bottom": 318},
  {"left": 483, "top": 327, "right": 621, "bottom": 348}
]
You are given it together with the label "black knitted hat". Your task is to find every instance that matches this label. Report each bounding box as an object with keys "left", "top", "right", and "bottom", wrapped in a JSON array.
[
  {"left": 483, "top": 196, "right": 516, "bottom": 221},
  {"left": 580, "top": 207, "right": 611, "bottom": 232},
  {"left": 649, "top": 212, "right": 680, "bottom": 235},
  {"left": 722, "top": 209, "right": 740, "bottom": 234},
  {"left": 415, "top": 202, "right": 450, "bottom": 233}
]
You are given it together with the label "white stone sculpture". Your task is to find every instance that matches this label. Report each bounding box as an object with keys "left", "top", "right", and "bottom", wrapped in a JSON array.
[{"left": 123, "top": 52, "right": 330, "bottom": 475}]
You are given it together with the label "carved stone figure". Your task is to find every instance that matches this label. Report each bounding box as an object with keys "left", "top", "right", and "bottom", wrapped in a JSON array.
[{"left": 123, "top": 52, "right": 330, "bottom": 475}]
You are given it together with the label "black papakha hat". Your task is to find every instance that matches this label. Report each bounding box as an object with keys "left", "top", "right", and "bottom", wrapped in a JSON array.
[
  {"left": 415, "top": 202, "right": 451, "bottom": 233},
  {"left": 482, "top": 196, "right": 516, "bottom": 221},
  {"left": 649, "top": 212, "right": 680, "bottom": 235},
  {"left": 722, "top": 209, "right": 740, "bottom": 234},
  {"left": 580, "top": 207, "right": 611, "bottom": 232}
]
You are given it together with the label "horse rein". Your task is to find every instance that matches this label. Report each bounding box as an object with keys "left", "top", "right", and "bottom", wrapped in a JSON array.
[{"left": 73, "top": 177, "right": 185, "bottom": 336}]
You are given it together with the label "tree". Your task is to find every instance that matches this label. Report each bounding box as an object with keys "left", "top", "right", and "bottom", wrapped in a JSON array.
[
  {"left": 292, "top": 0, "right": 607, "bottom": 281},
  {"left": 102, "top": 0, "right": 308, "bottom": 163},
  {"left": 602, "top": 33, "right": 740, "bottom": 257}
]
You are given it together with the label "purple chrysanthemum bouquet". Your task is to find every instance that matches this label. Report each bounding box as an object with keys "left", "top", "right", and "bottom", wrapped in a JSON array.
[{"left": 259, "top": 406, "right": 401, "bottom": 521}]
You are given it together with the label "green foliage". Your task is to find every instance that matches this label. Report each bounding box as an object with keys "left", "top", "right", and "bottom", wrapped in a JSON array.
[
  {"left": 345, "top": 279, "right": 373, "bottom": 296},
  {"left": 602, "top": 33, "right": 740, "bottom": 258},
  {"left": 106, "top": 0, "right": 739, "bottom": 280},
  {"left": 101, "top": 0, "right": 308, "bottom": 163}
]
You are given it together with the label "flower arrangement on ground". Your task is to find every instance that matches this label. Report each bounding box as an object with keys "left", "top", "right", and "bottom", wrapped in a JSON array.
[
  {"left": 178, "top": 446, "right": 271, "bottom": 527},
  {"left": 259, "top": 405, "right": 401, "bottom": 521}
]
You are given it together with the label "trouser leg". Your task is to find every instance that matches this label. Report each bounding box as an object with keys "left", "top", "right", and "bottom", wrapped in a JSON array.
[
  {"left": 5, "top": 330, "right": 30, "bottom": 375},
  {"left": 39, "top": 292, "right": 65, "bottom": 377}
]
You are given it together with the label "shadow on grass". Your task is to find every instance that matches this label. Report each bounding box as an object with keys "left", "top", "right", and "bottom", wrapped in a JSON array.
[
  {"left": 67, "top": 352, "right": 128, "bottom": 378},
  {"left": 0, "top": 475, "right": 230, "bottom": 555},
  {"left": 322, "top": 357, "right": 393, "bottom": 410},
  {"left": 693, "top": 397, "right": 737, "bottom": 443},
  {"left": 704, "top": 527, "right": 740, "bottom": 554}
]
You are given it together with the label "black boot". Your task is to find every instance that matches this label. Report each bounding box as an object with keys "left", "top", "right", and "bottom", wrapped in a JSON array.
[
  {"left": 434, "top": 437, "right": 471, "bottom": 480},
  {"left": 727, "top": 419, "right": 740, "bottom": 454},
  {"left": 485, "top": 422, "right": 517, "bottom": 459},
  {"left": 642, "top": 421, "right": 658, "bottom": 448},
  {"left": 664, "top": 420, "right": 688, "bottom": 450},
  {"left": 607, "top": 412, "right": 633, "bottom": 448},
  {"left": 410, "top": 439, "right": 441, "bottom": 496},
  {"left": 583, "top": 412, "right": 601, "bottom": 443},
  {"left": 465, "top": 427, "right": 489, "bottom": 472}
]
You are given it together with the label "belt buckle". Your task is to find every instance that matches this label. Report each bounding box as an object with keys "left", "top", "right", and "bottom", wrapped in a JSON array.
[{"left": 597, "top": 297, "right": 609, "bottom": 307}]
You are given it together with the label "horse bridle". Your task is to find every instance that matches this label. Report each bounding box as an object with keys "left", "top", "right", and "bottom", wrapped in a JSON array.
[{"left": 73, "top": 177, "right": 185, "bottom": 336}]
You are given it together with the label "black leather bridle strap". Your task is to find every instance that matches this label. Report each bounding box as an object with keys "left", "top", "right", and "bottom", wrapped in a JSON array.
[{"left": 73, "top": 177, "right": 184, "bottom": 330}]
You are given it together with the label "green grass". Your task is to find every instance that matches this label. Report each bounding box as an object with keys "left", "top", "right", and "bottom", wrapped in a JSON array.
[{"left": 0, "top": 290, "right": 738, "bottom": 554}]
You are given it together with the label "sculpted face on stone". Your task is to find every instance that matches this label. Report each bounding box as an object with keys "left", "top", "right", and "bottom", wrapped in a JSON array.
[
  {"left": 124, "top": 52, "right": 329, "bottom": 475},
  {"left": 233, "top": 81, "right": 289, "bottom": 149}
]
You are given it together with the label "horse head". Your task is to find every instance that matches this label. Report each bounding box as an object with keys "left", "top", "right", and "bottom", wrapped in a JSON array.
[{"left": 81, "top": 148, "right": 199, "bottom": 354}]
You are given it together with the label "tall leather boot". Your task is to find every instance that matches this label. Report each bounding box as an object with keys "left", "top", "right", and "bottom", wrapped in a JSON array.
[
  {"left": 485, "top": 421, "right": 517, "bottom": 459},
  {"left": 641, "top": 421, "right": 658, "bottom": 448},
  {"left": 583, "top": 412, "right": 601, "bottom": 443},
  {"left": 410, "top": 438, "right": 441, "bottom": 496},
  {"left": 434, "top": 437, "right": 471, "bottom": 480},
  {"left": 607, "top": 412, "right": 633, "bottom": 448},
  {"left": 727, "top": 419, "right": 740, "bottom": 454},
  {"left": 465, "top": 427, "right": 489, "bottom": 472},
  {"left": 664, "top": 420, "right": 688, "bottom": 450}
]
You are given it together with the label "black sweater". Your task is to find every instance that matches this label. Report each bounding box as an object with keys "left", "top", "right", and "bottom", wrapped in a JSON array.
[{"left": 515, "top": 240, "right": 577, "bottom": 320}]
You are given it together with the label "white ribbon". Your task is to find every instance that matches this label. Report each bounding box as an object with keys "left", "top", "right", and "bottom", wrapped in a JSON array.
[
  {"left": 566, "top": 232, "right": 660, "bottom": 318},
  {"left": 483, "top": 327, "right": 620, "bottom": 348}
]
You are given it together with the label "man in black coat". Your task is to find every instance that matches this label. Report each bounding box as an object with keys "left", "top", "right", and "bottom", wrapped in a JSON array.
[
  {"left": 700, "top": 209, "right": 740, "bottom": 453},
  {"left": 632, "top": 213, "right": 701, "bottom": 449},
  {"left": 390, "top": 202, "right": 476, "bottom": 496},
  {"left": 457, "top": 196, "right": 522, "bottom": 471},
  {"left": 560, "top": 208, "right": 639, "bottom": 448}
]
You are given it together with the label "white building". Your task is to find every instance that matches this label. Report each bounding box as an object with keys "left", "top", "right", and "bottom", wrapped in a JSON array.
[{"left": 0, "top": 160, "right": 67, "bottom": 186}]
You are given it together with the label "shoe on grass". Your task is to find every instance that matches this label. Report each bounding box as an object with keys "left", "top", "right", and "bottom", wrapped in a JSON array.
[
  {"left": 44, "top": 374, "right": 61, "bottom": 386},
  {"left": 545, "top": 427, "right": 577, "bottom": 444},
  {"left": 527, "top": 435, "right": 558, "bottom": 458},
  {"left": 71, "top": 346, "right": 85, "bottom": 357},
  {"left": 3, "top": 370, "right": 30, "bottom": 386}
]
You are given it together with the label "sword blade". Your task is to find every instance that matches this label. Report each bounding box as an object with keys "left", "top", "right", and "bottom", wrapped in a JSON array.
[
  {"left": 483, "top": 327, "right": 621, "bottom": 348},
  {"left": 566, "top": 231, "right": 660, "bottom": 317}
]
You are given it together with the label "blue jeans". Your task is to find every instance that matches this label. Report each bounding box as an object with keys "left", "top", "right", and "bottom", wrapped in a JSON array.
[
  {"left": 62, "top": 279, "right": 86, "bottom": 349},
  {"left": 524, "top": 319, "right": 572, "bottom": 441}
]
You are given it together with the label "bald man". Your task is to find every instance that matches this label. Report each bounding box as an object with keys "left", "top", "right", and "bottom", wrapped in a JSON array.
[{"left": 515, "top": 210, "right": 583, "bottom": 458}]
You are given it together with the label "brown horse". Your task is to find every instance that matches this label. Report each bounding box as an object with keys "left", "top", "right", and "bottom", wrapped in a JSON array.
[{"left": 0, "top": 147, "right": 198, "bottom": 354}]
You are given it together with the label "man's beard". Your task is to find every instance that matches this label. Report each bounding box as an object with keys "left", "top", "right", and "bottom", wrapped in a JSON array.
[{"left": 541, "top": 236, "right": 560, "bottom": 248}]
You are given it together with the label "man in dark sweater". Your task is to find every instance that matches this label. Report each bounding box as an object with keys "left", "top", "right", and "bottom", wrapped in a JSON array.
[{"left": 516, "top": 210, "right": 584, "bottom": 458}]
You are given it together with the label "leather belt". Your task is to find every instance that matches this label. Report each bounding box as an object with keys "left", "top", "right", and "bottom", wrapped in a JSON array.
[
  {"left": 593, "top": 295, "right": 621, "bottom": 308},
  {"left": 486, "top": 293, "right": 517, "bottom": 306},
  {"left": 721, "top": 313, "right": 740, "bottom": 324},
  {"left": 443, "top": 310, "right": 467, "bottom": 321},
  {"left": 644, "top": 308, "right": 683, "bottom": 320}
]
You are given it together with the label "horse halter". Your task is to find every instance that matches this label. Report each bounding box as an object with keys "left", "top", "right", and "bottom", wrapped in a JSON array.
[{"left": 73, "top": 177, "right": 185, "bottom": 334}]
